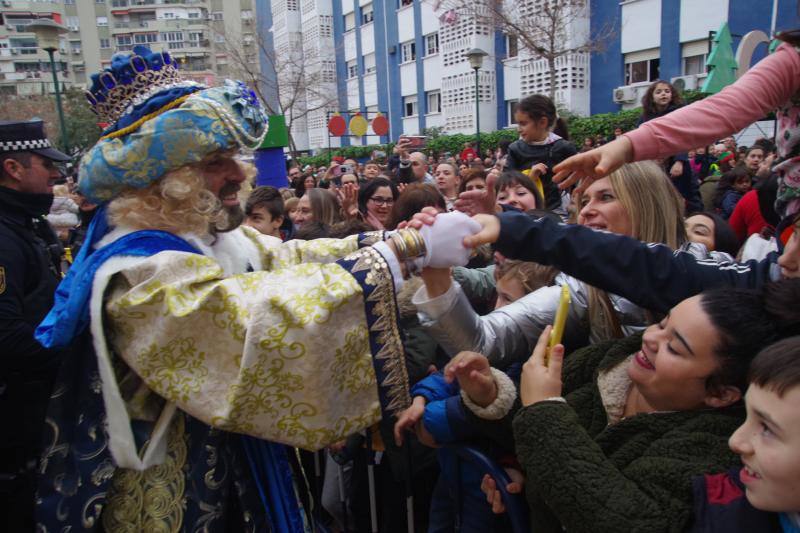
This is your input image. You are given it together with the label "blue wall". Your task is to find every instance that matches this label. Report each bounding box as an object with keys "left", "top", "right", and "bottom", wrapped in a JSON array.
[
  {"left": 494, "top": 31, "right": 507, "bottom": 129},
  {"left": 254, "top": 0, "right": 280, "bottom": 113},
  {"left": 659, "top": 0, "right": 682, "bottom": 82},
  {"left": 332, "top": 0, "right": 351, "bottom": 147},
  {"left": 589, "top": 0, "right": 622, "bottom": 114}
]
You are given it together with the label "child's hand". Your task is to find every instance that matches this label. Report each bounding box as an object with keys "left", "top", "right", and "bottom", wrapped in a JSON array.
[
  {"left": 480, "top": 469, "right": 525, "bottom": 514},
  {"left": 520, "top": 326, "right": 565, "bottom": 407},
  {"left": 444, "top": 352, "right": 497, "bottom": 408},
  {"left": 394, "top": 396, "right": 426, "bottom": 446},
  {"left": 669, "top": 160, "right": 684, "bottom": 178},
  {"left": 530, "top": 163, "right": 548, "bottom": 177}
]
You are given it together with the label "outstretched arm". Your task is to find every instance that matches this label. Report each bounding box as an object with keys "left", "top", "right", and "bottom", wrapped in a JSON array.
[{"left": 490, "top": 211, "right": 774, "bottom": 314}]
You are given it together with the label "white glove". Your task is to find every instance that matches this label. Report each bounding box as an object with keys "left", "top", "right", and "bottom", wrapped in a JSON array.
[{"left": 418, "top": 211, "right": 482, "bottom": 268}]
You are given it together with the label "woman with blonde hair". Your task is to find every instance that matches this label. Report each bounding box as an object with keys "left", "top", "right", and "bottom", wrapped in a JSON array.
[{"left": 412, "top": 160, "right": 719, "bottom": 363}]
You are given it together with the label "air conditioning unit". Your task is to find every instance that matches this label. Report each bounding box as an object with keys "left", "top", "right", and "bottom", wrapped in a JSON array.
[
  {"left": 612, "top": 86, "right": 636, "bottom": 103},
  {"left": 10, "top": 48, "right": 19, "bottom": 55},
  {"left": 2, "top": 1, "right": 12, "bottom": 7},
  {"left": 670, "top": 74, "right": 698, "bottom": 92},
  {"left": 6, "top": 25, "right": 15, "bottom": 31}
]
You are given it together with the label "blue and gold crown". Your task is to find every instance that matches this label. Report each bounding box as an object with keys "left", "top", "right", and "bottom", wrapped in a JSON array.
[
  {"left": 78, "top": 46, "right": 269, "bottom": 204},
  {"left": 85, "top": 45, "right": 205, "bottom": 137}
]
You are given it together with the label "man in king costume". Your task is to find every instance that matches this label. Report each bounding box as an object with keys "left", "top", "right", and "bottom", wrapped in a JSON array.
[{"left": 33, "top": 46, "right": 479, "bottom": 532}]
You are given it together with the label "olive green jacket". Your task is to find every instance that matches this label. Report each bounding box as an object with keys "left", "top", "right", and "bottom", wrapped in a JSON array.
[{"left": 511, "top": 334, "right": 744, "bottom": 533}]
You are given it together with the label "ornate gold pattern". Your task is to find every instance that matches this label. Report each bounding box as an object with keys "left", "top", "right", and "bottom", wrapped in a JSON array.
[
  {"left": 136, "top": 338, "right": 209, "bottom": 404},
  {"left": 332, "top": 326, "right": 374, "bottom": 394},
  {"left": 348, "top": 246, "right": 412, "bottom": 415},
  {"left": 102, "top": 415, "right": 187, "bottom": 532}
]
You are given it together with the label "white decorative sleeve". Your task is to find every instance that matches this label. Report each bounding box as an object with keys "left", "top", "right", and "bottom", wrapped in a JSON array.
[{"left": 460, "top": 367, "right": 517, "bottom": 420}]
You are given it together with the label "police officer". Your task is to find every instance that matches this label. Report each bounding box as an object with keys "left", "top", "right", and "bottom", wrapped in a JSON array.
[{"left": 0, "top": 120, "right": 70, "bottom": 530}]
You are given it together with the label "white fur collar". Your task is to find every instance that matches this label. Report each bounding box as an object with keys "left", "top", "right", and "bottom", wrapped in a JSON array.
[
  {"left": 95, "top": 225, "right": 262, "bottom": 276},
  {"left": 596, "top": 356, "right": 634, "bottom": 425}
]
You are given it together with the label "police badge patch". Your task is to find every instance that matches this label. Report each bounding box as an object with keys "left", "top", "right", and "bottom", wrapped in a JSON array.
[{"left": 0, "top": 266, "right": 5, "bottom": 295}]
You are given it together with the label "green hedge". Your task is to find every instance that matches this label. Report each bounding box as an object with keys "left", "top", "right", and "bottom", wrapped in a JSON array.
[{"left": 296, "top": 93, "right": 707, "bottom": 167}]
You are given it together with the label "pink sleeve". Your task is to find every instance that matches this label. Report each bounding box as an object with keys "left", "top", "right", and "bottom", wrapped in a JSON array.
[{"left": 625, "top": 44, "right": 800, "bottom": 160}]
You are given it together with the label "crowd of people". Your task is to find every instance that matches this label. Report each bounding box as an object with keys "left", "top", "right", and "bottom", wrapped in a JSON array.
[{"left": 1, "top": 33, "right": 800, "bottom": 533}]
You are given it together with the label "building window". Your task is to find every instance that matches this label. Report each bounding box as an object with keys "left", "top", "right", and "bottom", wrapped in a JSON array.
[
  {"left": 134, "top": 33, "right": 158, "bottom": 44},
  {"left": 363, "top": 52, "right": 376, "bottom": 74},
  {"left": 96, "top": 0, "right": 105, "bottom": 3},
  {"left": 403, "top": 95, "right": 417, "bottom": 117},
  {"left": 100, "top": 38, "right": 111, "bottom": 49},
  {"left": 115, "top": 35, "right": 132, "bottom": 51},
  {"left": 426, "top": 90, "right": 441, "bottom": 114},
  {"left": 212, "top": 12, "right": 223, "bottom": 21},
  {"left": 400, "top": 0, "right": 413, "bottom": 7},
  {"left": 507, "top": 100, "right": 519, "bottom": 124},
  {"left": 625, "top": 58, "right": 659, "bottom": 85},
  {"left": 361, "top": 3, "right": 374, "bottom": 24},
  {"left": 66, "top": 16, "right": 79, "bottom": 31},
  {"left": 97, "top": 16, "right": 108, "bottom": 26},
  {"left": 425, "top": 32, "right": 438, "bottom": 56},
  {"left": 683, "top": 54, "right": 707, "bottom": 76},
  {"left": 506, "top": 34, "right": 518, "bottom": 59},
  {"left": 241, "top": 10, "right": 253, "bottom": 20},
  {"left": 215, "top": 34, "right": 225, "bottom": 43},
  {"left": 344, "top": 12, "right": 355, "bottom": 31},
  {"left": 347, "top": 59, "right": 358, "bottom": 78},
  {"left": 401, "top": 41, "right": 415, "bottom": 63},
  {"left": 188, "top": 12, "right": 200, "bottom": 19}
]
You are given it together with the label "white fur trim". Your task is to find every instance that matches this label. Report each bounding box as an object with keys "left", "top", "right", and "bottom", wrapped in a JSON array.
[
  {"left": 461, "top": 367, "right": 517, "bottom": 420},
  {"left": 90, "top": 255, "right": 177, "bottom": 470}
]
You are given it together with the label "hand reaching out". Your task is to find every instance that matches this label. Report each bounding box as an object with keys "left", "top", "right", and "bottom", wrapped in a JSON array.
[
  {"left": 394, "top": 396, "right": 426, "bottom": 446},
  {"left": 444, "top": 351, "right": 497, "bottom": 408},
  {"left": 454, "top": 169, "right": 498, "bottom": 216},
  {"left": 552, "top": 136, "right": 633, "bottom": 193}
]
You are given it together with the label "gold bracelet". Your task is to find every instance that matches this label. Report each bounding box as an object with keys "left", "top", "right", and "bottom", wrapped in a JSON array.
[
  {"left": 391, "top": 233, "right": 408, "bottom": 261},
  {"left": 398, "top": 228, "right": 426, "bottom": 259},
  {"left": 401, "top": 230, "right": 420, "bottom": 257},
  {"left": 408, "top": 227, "right": 427, "bottom": 257}
]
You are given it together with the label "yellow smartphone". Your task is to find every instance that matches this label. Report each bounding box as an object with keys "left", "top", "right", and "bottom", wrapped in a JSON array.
[{"left": 546, "top": 285, "right": 571, "bottom": 366}]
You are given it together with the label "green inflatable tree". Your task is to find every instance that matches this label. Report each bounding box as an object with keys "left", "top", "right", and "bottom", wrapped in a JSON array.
[{"left": 702, "top": 22, "right": 738, "bottom": 94}]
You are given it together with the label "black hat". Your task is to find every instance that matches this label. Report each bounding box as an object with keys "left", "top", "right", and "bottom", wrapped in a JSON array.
[{"left": 0, "top": 119, "right": 70, "bottom": 162}]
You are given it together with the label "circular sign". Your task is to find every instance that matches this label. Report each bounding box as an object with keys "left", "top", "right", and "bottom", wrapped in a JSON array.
[
  {"left": 328, "top": 114, "right": 347, "bottom": 136},
  {"left": 349, "top": 113, "right": 368, "bottom": 137},
  {"left": 371, "top": 113, "right": 389, "bottom": 136}
]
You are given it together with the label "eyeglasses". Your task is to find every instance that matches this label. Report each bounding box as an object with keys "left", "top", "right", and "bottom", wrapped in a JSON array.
[{"left": 369, "top": 196, "right": 394, "bottom": 206}]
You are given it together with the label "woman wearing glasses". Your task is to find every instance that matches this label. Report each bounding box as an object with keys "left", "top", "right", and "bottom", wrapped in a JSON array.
[{"left": 358, "top": 177, "right": 399, "bottom": 230}]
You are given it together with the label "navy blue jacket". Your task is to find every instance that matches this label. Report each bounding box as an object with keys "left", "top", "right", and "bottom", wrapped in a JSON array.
[{"left": 494, "top": 211, "right": 780, "bottom": 314}]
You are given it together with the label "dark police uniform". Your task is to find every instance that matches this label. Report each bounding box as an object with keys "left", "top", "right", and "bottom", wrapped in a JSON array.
[{"left": 0, "top": 120, "right": 70, "bottom": 530}]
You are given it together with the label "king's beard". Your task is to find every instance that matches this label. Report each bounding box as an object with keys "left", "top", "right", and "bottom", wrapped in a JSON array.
[{"left": 211, "top": 203, "right": 245, "bottom": 234}]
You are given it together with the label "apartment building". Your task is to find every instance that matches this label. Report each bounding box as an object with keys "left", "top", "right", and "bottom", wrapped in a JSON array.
[
  {"left": 0, "top": 0, "right": 258, "bottom": 97},
  {"left": 269, "top": 0, "right": 591, "bottom": 151},
  {"left": 590, "top": 0, "right": 800, "bottom": 114}
]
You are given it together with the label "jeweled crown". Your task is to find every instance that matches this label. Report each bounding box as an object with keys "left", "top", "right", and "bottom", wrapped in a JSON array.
[{"left": 85, "top": 45, "right": 203, "bottom": 128}]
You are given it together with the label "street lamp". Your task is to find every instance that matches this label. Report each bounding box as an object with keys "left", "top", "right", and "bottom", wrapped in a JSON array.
[
  {"left": 26, "top": 18, "right": 70, "bottom": 155},
  {"left": 465, "top": 48, "right": 488, "bottom": 155}
]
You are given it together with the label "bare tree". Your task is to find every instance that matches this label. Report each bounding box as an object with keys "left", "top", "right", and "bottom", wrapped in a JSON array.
[
  {"left": 212, "top": 24, "right": 339, "bottom": 157},
  {"left": 440, "top": 0, "right": 615, "bottom": 101}
]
